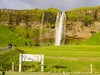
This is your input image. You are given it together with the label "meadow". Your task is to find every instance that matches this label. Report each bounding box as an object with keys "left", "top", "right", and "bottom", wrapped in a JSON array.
[{"left": 16, "top": 45, "right": 100, "bottom": 73}]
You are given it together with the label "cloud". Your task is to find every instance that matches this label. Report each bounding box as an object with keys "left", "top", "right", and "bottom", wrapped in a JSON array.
[
  {"left": 0, "top": 0, "right": 100, "bottom": 11},
  {"left": 0, "top": 0, "right": 33, "bottom": 9},
  {"left": 20, "top": 0, "right": 100, "bottom": 11}
]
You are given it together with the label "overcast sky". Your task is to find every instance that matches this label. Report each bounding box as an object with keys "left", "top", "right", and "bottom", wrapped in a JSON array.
[{"left": 0, "top": 0, "right": 100, "bottom": 11}]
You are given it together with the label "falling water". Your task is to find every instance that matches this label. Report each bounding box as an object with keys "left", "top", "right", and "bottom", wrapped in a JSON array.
[
  {"left": 55, "top": 13, "right": 61, "bottom": 46},
  {"left": 55, "top": 12, "right": 66, "bottom": 46},
  {"left": 39, "top": 13, "right": 44, "bottom": 45}
]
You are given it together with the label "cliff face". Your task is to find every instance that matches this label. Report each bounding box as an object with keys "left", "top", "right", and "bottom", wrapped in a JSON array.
[
  {"left": 66, "top": 21, "right": 100, "bottom": 39},
  {"left": 0, "top": 8, "right": 59, "bottom": 27},
  {"left": 66, "top": 7, "right": 100, "bottom": 42},
  {"left": 0, "top": 7, "right": 100, "bottom": 45},
  {"left": 0, "top": 8, "right": 59, "bottom": 45}
]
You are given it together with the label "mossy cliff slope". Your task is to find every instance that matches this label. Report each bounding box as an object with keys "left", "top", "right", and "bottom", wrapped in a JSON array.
[
  {"left": 0, "top": 6, "right": 100, "bottom": 45},
  {"left": 66, "top": 6, "right": 100, "bottom": 41},
  {"left": 0, "top": 8, "right": 59, "bottom": 45}
]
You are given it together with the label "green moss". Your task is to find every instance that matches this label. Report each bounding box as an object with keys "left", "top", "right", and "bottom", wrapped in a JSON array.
[
  {"left": 44, "top": 8, "right": 60, "bottom": 24},
  {"left": 66, "top": 6, "right": 100, "bottom": 22},
  {"left": 68, "top": 6, "right": 95, "bottom": 11}
]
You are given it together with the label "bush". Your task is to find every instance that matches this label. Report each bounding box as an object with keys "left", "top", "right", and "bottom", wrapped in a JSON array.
[{"left": 0, "top": 48, "right": 24, "bottom": 71}]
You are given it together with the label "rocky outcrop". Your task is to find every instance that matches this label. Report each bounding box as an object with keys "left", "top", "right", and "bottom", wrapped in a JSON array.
[
  {"left": 66, "top": 21, "right": 100, "bottom": 39},
  {"left": 66, "top": 7, "right": 100, "bottom": 41}
]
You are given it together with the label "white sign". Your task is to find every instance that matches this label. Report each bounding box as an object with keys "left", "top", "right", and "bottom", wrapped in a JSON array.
[
  {"left": 22, "top": 54, "right": 41, "bottom": 62},
  {"left": 19, "top": 54, "right": 44, "bottom": 72}
]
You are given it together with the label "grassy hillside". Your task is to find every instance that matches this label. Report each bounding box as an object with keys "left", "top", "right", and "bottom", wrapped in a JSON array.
[
  {"left": 80, "top": 33, "right": 100, "bottom": 45},
  {"left": 0, "top": 25, "right": 31, "bottom": 46},
  {"left": 70, "top": 32, "right": 100, "bottom": 45}
]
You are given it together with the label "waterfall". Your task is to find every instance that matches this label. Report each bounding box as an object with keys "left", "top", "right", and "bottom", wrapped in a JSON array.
[
  {"left": 55, "top": 12, "right": 66, "bottom": 46},
  {"left": 39, "top": 13, "right": 44, "bottom": 45}
]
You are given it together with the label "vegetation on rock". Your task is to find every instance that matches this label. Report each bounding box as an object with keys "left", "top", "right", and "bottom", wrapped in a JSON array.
[{"left": 0, "top": 7, "right": 100, "bottom": 45}]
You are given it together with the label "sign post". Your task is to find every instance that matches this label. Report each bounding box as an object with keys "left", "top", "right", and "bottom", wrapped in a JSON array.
[
  {"left": 19, "top": 54, "right": 22, "bottom": 72},
  {"left": 19, "top": 54, "right": 44, "bottom": 72},
  {"left": 90, "top": 63, "right": 93, "bottom": 74},
  {"left": 41, "top": 54, "right": 44, "bottom": 72}
]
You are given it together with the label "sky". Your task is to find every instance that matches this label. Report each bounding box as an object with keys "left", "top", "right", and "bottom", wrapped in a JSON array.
[{"left": 0, "top": 0, "right": 100, "bottom": 11}]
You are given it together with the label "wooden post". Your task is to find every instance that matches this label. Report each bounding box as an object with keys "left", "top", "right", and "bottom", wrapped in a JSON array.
[
  {"left": 19, "top": 54, "right": 22, "bottom": 72},
  {"left": 2, "top": 71, "right": 5, "bottom": 75},
  {"left": 41, "top": 54, "right": 44, "bottom": 72},
  {"left": 90, "top": 63, "right": 93, "bottom": 74},
  {"left": 12, "top": 62, "right": 14, "bottom": 72}
]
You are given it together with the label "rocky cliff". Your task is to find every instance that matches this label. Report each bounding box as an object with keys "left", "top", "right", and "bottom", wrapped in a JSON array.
[
  {"left": 0, "top": 6, "right": 100, "bottom": 45},
  {"left": 66, "top": 6, "right": 100, "bottom": 43}
]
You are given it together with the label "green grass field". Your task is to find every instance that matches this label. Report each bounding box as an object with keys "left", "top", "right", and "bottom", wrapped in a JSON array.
[
  {"left": 16, "top": 45, "right": 100, "bottom": 73},
  {"left": 0, "top": 45, "right": 100, "bottom": 75}
]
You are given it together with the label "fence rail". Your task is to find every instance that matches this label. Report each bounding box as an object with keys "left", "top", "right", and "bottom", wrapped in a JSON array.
[{"left": 0, "top": 62, "right": 100, "bottom": 74}]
